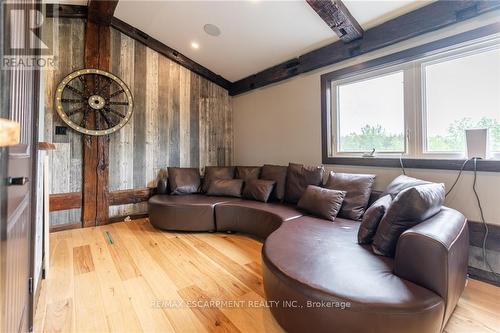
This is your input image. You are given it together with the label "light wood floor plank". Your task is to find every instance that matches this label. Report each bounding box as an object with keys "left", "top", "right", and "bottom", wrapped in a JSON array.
[
  {"left": 43, "top": 298, "right": 72, "bottom": 333},
  {"left": 111, "top": 222, "right": 210, "bottom": 333},
  {"left": 177, "top": 285, "right": 241, "bottom": 333},
  {"left": 123, "top": 277, "right": 176, "bottom": 333},
  {"left": 73, "top": 271, "right": 109, "bottom": 332},
  {"left": 183, "top": 234, "right": 265, "bottom": 297},
  {"left": 73, "top": 245, "right": 95, "bottom": 275},
  {"left": 191, "top": 233, "right": 259, "bottom": 266},
  {"left": 36, "top": 219, "right": 500, "bottom": 333},
  {"left": 85, "top": 227, "right": 143, "bottom": 333}
]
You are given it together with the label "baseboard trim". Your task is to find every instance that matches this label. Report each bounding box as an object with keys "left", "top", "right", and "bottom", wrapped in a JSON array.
[
  {"left": 468, "top": 266, "right": 500, "bottom": 287},
  {"left": 49, "top": 221, "right": 81, "bottom": 233},
  {"left": 108, "top": 213, "right": 149, "bottom": 224},
  {"left": 49, "top": 214, "right": 149, "bottom": 233},
  {"left": 468, "top": 220, "right": 500, "bottom": 252}
]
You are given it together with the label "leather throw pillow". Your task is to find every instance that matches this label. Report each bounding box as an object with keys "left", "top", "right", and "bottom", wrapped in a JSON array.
[
  {"left": 206, "top": 179, "right": 244, "bottom": 198},
  {"left": 325, "top": 172, "right": 375, "bottom": 221},
  {"left": 297, "top": 185, "right": 346, "bottom": 221},
  {"left": 381, "top": 174, "right": 430, "bottom": 199},
  {"left": 260, "top": 164, "right": 288, "bottom": 202},
  {"left": 357, "top": 194, "right": 392, "bottom": 244},
  {"left": 372, "top": 183, "right": 445, "bottom": 257},
  {"left": 202, "top": 166, "right": 235, "bottom": 193},
  {"left": 167, "top": 167, "right": 201, "bottom": 195},
  {"left": 235, "top": 166, "right": 261, "bottom": 181},
  {"left": 242, "top": 179, "right": 275, "bottom": 203},
  {"left": 285, "top": 163, "right": 324, "bottom": 204}
]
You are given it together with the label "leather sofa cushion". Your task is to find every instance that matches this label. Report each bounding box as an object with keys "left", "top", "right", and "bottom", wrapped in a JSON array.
[
  {"left": 235, "top": 166, "right": 261, "bottom": 181},
  {"left": 263, "top": 216, "right": 443, "bottom": 313},
  {"left": 358, "top": 194, "right": 392, "bottom": 244},
  {"left": 325, "top": 172, "right": 375, "bottom": 221},
  {"left": 217, "top": 200, "right": 303, "bottom": 223},
  {"left": 297, "top": 185, "right": 345, "bottom": 221},
  {"left": 167, "top": 167, "right": 200, "bottom": 195},
  {"left": 381, "top": 175, "right": 430, "bottom": 199},
  {"left": 285, "top": 163, "right": 324, "bottom": 204},
  {"left": 373, "top": 183, "right": 445, "bottom": 257},
  {"left": 206, "top": 179, "right": 244, "bottom": 198},
  {"left": 202, "top": 166, "right": 235, "bottom": 192},
  {"left": 260, "top": 164, "right": 288, "bottom": 202},
  {"left": 215, "top": 200, "right": 303, "bottom": 239},
  {"left": 148, "top": 194, "right": 240, "bottom": 231},
  {"left": 242, "top": 179, "right": 275, "bottom": 202}
]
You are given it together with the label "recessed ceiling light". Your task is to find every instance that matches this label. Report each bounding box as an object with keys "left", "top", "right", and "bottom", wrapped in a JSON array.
[
  {"left": 191, "top": 42, "right": 199, "bottom": 49},
  {"left": 203, "top": 24, "right": 221, "bottom": 37}
]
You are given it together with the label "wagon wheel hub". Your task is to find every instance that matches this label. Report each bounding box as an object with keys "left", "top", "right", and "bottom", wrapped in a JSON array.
[{"left": 88, "top": 95, "right": 106, "bottom": 110}]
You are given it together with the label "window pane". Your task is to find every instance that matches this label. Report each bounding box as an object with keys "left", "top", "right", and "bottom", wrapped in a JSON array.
[
  {"left": 337, "top": 71, "right": 405, "bottom": 152},
  {"left": 425, "top": 47, "right": 500, "bottom": 153}
]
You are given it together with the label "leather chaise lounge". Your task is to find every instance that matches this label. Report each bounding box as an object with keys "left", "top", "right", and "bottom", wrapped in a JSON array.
[{"left": 148, "top": 169, "right": 468, "bottom": 333}]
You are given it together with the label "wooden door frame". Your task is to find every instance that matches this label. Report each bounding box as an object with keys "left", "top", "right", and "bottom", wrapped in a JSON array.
[{"left": 28, "top": 1, "right": 42, "bottom": 329}]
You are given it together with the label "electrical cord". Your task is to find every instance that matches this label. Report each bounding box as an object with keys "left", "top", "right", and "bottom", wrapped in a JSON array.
[
  {"left": 399, "top": 154, "right": 406, "bottom": 175},
  {"left": 445, "top": 158, "right": 470, "bottom": 197},
  {"left": 442, "top": 157, "right": 498, "bottom": 281},
  {"left": 471, "top": 158, "right": 500, "bottom": 282}
]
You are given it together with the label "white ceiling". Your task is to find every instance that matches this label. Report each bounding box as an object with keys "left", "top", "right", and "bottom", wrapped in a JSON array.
[{"left": 111, "top": 1, "right": 431, "bottom": 82}]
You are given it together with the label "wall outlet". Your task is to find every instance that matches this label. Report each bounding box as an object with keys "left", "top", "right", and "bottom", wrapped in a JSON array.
[{"left": 55, "top": 126, "right": 67, "bottom": 135}]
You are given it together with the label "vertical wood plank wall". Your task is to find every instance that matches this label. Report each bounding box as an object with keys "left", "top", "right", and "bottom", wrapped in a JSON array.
[
  {"left": 44, "top": 18, "right": 233, "bottom": 224},
  {"left": 43, "top": 18, "right": 84, "bottom": 225}
]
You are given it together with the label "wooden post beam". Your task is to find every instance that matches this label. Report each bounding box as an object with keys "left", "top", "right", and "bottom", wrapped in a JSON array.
[
  {"left": 82, "top": 0, "right": 117, "bottom": 227},
  {"left": 87, "top": 0, "right": 118, "bottom": 25},
  {"left": 306, "top": 0, "right": 363, "bottom": 43}
]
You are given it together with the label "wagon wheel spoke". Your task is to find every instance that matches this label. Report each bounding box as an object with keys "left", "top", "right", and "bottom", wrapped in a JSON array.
[
  {"left": 95, "top": 75, "right": 112, "bottom": 95},
  {"left": 67, "top": 106, "right": 85, "bottom": 117},
  {"left": 99, "top": 110, "right": 114, "bottom": 128},
  {"left": 77, "top": 75, "right": 90, "bottom": 95},
  {"left": 80, "top": 107, "right": 89, "bottom": 128},
  {"left": 61, "top": 98, "right": 85, "bottom": 103},
  {"left": 108, "top": 89, "right": 125, "bottom": 99},
  {"left": 108, "top": 101, "right": 129, "bottom": 106},
  {"left": 106, "top": 107, "right": 126, "bottom": 118},
  {"left": 94, "top": 110, "right": 100, "bottom": 130},
  {"left": 65, "top": 84, "right": 86, "bottom": 97}
]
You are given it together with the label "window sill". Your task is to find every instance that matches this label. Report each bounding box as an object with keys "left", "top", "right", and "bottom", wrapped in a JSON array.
[{"left": 323, "top": 156, "right": 500, "bottom": 172}]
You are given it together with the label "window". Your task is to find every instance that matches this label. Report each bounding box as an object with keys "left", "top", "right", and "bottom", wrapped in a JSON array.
[
  {"left": 423, "top": 47, "right": 500, "bottom": 155},
  {"left": 327, "top": 36, "right": 500, "bottom": 161},
  {"left": 336, "top": 71, "right": 405, "bottom": 153}
]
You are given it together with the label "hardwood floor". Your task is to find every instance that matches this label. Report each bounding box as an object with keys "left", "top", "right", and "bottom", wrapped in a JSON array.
[{"left": 34, "top": 219, "right": 500, "bottom": 333}]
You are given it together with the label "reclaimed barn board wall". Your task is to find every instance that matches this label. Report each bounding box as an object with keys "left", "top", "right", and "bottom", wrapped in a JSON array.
[
  {"left": 43, "top": 18, "right": 84, "bottom": 225},
  {"left": 44, "top": 18, "right": 233, "bottom": 224}
]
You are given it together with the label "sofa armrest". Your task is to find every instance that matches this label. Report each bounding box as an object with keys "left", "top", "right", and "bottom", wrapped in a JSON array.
[{"left": 394, "top": 207, "right": 468, "bottom": 326}]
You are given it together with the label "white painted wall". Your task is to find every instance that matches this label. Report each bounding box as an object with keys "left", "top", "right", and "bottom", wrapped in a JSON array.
[{"left": 233, "top": 11, "right": 500, "bottom": 226}]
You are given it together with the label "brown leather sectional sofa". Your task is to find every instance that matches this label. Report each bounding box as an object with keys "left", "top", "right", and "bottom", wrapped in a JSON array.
[{"left": 148, "top": 170, "right": 468, "bottom": 333}]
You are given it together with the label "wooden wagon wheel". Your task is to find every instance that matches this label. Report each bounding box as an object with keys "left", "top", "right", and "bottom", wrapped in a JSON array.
[{"left": 55, "top": 68, "right": 133, "bottom": 136}]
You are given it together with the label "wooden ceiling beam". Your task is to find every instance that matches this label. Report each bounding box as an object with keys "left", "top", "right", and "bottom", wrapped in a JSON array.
[
  {"left": 306, "top": 0, "right": 363, "bottom": 43},
  {"left": 231, "top": 0, "right": 500, "bottom": 95}
]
